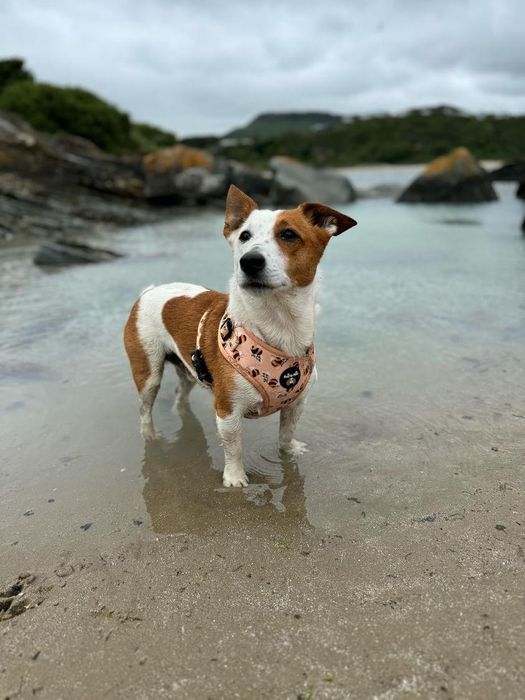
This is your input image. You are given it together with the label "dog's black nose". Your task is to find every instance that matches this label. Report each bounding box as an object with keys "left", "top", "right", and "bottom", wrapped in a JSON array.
[{"left": 240, "top": 251, "right": 266, "bottom": 276}]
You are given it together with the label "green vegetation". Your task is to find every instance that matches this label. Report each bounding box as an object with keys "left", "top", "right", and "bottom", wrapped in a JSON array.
[
  {"left": 0, "top": 58, "right": 34, "bottom": 91},
  {"left": 0, "top": 58, "right": 176, "bottom": 154},
  {"left": 226, "top": 111, "right": 342, "bottom": 139},
  {"left": 1, "top": 58, "right": 523, "bottom": 165},
  {"left": 219, "top": 107, "right": 525, "bottom": 166},
  {"left": 0, "top": 80, "right": 134, "bottom": 152},
  {"left": 130, "top": 122, "right": 176, "bottom": 153}
]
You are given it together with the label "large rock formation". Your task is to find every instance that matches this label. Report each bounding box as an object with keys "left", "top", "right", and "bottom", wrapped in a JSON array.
[
  {"left": 227, "top": 161, "right": 273, "bottom": 203},
  {"left": 0, "top": 109, "right": 161, "bottom": 239},
  {"left": 489, "top": 160, "right": 525, "bottom": 182},
  {"left": 143, "top": 144, "right": 218, "bottom": 201},
  {"left": 398, "top": 147, "right": 498, "bottom": 203},
  {"left": 269, "top": 156, "right": 356, "bottom": 205}
]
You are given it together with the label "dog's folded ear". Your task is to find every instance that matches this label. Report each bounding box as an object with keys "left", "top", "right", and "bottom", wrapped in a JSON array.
[
  {"left": 300, "top": 203, "right": 357, "bottom": 236},
  {"left": 224, "top": 185, "right": 258, "bottom": 239}
]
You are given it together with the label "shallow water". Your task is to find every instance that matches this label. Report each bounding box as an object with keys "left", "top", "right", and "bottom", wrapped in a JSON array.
[{"left": 1, "top": 175, "right": 524, "bottom": 548}]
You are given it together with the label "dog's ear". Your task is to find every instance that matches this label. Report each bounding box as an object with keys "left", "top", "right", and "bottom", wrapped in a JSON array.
[
  {"left": 224, "top": 185, "right": 258, "bottom": 239},
  {"left": 300, "top": 202, "right": 357, "bottom": 236}
]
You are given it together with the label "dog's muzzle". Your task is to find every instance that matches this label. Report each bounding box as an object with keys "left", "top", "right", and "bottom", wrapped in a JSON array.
[{"left": 239, "top": 251, "right": 266, "bottom": 277}]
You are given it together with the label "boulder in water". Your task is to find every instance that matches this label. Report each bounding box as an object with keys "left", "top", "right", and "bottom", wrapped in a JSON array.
[
  {"left": 269, "top": 156, "right": 356, "bottom": 206},
  {"left": 489, "top": 160, "right": 525, "bottom": 182},
  {"left": 398, "top": 147, "right": 497, "bottom": 203},
  {"left": 34, "top": 240, "right": 122, "bottom": 267}
]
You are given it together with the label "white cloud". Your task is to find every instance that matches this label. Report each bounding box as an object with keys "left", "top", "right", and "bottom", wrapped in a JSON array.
[{"left": 0, "top": 0, "right": 523, "bottom": 136}]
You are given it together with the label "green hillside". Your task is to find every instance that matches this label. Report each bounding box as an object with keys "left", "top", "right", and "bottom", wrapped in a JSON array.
[
  {"left": 0, "top": 58, "right": 176, "bottom": 154},
  {"left": 226, "top": 111, "right": 342, "bottom": 139},
  {"left": 220, "top": 107, "right": 525, "bottom": 166}
]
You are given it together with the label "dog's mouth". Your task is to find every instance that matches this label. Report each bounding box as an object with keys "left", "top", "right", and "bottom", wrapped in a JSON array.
[{"left": 240, "top": 280, "right": 274, "bottom": 291}]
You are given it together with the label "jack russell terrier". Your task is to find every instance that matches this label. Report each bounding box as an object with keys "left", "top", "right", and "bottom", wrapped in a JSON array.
[{"left": 124, "top": 185, "right": 357, "bottom": 487}]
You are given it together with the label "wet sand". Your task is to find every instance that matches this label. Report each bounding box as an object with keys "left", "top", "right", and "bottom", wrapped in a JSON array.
[{"left": 1, "top": 182, "right": 525, "bottom": 698}]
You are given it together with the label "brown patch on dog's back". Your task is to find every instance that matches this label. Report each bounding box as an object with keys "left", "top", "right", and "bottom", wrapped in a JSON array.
[
  {"left": 162, "top": 290, "right": 237, "bottom": 417},
  {"left": 162, "top": 291, "right": 227, "bottom": 365},
  {"left": 273, "top": 209, "right": 331, "bottom": 287},
  {"left": 124, "top": 300, "right": 150, "bottom": 393}
]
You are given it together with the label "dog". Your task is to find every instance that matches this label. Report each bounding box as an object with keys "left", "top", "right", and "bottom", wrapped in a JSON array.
[{"left": 124, "top": 185, "right": 357, "bottom": 487}]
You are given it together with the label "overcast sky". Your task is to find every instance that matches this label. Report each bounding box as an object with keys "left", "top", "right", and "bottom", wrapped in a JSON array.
[{"left": 1, "top": 0, "right": 523, "bottom": 136}]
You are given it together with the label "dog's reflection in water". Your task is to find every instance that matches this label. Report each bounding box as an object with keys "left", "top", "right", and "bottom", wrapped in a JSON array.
[{"left": 142, "top": 406, "right": 308, "bottom": 534}]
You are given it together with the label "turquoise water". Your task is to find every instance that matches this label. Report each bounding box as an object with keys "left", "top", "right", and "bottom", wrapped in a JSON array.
[{"left": 1, "top": 173, "right": 524, "bottom": 541}]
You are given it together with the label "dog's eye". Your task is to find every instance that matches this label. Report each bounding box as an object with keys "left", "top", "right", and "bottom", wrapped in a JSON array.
[
  {"left": 280, "top": 228, "right": 299, "bottom": 242},
  {"left": 239, "top": 230, "right": 251, "bottom": 242}
]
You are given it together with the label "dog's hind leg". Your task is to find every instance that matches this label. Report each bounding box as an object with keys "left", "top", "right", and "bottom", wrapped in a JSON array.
[
  {"left": 139, "top": 362, "right": 164, "bottom": 440},
  {"left": 124, "top": 300, "right": 165, "bottom": 440},
  {"left": 171, "top": 358, "right": 195, "bottom": 413}
]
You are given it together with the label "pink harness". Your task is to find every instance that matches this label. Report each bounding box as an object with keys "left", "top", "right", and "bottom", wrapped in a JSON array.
[{"left": 218, "top": 315, "right": 315, "bottom": 418}]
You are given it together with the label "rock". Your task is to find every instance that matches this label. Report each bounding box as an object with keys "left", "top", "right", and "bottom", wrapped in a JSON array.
[
  {"left": 143, "top": 144, "right": 215, "bottom": 200},
  {"left": 0, "top": 110, "right": 37, "bottom": 146},
  {"left": 269, "top": 156, "right": 356, "bottom": 205},
  {"left": 143, "top": 144, "right": 213, "bottom": 174},
  {"left": 398, "top": 147, "right": 498, "bottom": 203},
  {"left": 34, "top": 239, "right": 122, "bottom": 267},
  {"left": 489, "top": 160, "right": 525, "bottom": 182},
  {"left": 173, "top": 167, "right": 227, "bottom": 202},
  {"left": 0, "top": 109, "right": 169, "bottom": 238},
  {"left": 143, "top": 144, "right": 217, "bottom": 202},
  {"left": 517, "top": 182, "right": 525, "bottom": 200},
  {"left": 228, "top": 161, "right": 273, "bottom": 203}
]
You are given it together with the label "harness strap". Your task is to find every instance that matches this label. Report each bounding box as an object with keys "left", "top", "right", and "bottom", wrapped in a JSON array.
[{"left": 191, "top": 310, "right": 213, "bottom": 385}]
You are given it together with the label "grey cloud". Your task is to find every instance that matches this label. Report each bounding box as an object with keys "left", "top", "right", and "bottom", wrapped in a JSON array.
[{"left": 0, "top": 0, "right": 523, "bottom": 136}]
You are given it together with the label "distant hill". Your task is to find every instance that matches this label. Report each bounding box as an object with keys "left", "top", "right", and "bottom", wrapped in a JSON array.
[
  {"left": 226, "top": 112, "right": 343, "bottom": 140},
  {"left": 0, "top": 57, "right": 176, "bottom": 154},
  {"left": 218, "top": 107, "right": 525, "bottom": 166}
]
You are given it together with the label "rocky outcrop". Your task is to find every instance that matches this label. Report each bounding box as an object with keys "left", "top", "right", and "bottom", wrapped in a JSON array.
[
  {"left": 0, "top": 109, "right": 359, "bottom": 242},
  {"left": 489, "top": 160, "right": 525, "bottom": 181},
  {"left": 143, "top": 144, "right": 216, "bottom": 200},
  {"left": 0, "top": 110, "right": 166, "bottom": 239},
  {"left": 228, "top": 161, "right": 273, "bottom": 203},
  {"left": 269, "top": 156, "right": 356, "bottom": 205},
  {"left": 34, "top": 239, "right": 122, "bottom": 266},
  {"left": 398, "top": 147, "right": 498, "bottom": 203}
]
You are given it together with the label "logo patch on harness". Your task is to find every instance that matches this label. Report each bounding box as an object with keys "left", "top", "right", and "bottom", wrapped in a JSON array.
[
  {"left": 279, "top": 366, "right": 301, "bottom": 389},
  {"left": 220, "top": 317, "right": 234, "bottom": 341}
]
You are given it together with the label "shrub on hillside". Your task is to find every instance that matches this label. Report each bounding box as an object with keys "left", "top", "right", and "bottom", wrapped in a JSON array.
[
  {"left": 0, "top": 80, "right": 133, "bottom": 152},
  {"left": 130, "top": 122, "right": 176, "bottom": 154},
  {"left": 0, "top": 58, "right": 34, "bottom": 92}
]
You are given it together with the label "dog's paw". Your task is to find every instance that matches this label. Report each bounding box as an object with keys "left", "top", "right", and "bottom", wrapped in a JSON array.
[
  {"left": 140, "top": 422, "right": 158, "bottom": 441},
  {"left": 222, "top": 468, "right": 249, "bottom": 488},
  {"left": 280, "top": 439, "right": 308, "bottom": 457}
]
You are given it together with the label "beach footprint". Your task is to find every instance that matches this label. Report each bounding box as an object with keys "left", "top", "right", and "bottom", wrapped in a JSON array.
[{"left": 0, "top": 572, "right": 40, "bottom": 621}]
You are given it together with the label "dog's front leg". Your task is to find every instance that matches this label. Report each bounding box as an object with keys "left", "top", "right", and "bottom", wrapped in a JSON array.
[
  {"left": 279, "top": 398, "right": 308, "bottom": 457},
  {"left": 217, "top": 411, "right": 248, "bottom": 487}
]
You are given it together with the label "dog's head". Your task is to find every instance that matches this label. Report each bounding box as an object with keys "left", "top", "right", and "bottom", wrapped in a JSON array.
[{"left": 223, "top": 185, "right": 357, "bottom": 292}]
